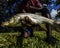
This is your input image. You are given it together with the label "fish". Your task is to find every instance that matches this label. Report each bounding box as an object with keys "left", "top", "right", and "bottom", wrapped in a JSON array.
[{"left": 1, "top": 13, "right": 60, "bottom": 27}]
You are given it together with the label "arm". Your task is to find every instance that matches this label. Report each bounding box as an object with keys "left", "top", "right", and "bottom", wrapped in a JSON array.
[
  {"left": 35, "top": 0, "right": 43, "bottom": 8},
  {"left": 26, "top": 0, "right": 43, "bottom": 10},
  {"left": 29, "top": 6, "right": 43, "bottom": 10}
]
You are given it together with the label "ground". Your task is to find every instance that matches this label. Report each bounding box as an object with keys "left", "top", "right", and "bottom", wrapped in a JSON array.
[{"left": 0, "top": 30, "right": 60, "bottom": 48}]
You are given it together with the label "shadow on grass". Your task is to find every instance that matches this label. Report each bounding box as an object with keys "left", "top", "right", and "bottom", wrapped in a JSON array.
[
  {"left": 45, "top": 36, "right": 59, "bottom": 46},
  {"left": 34, "top": 35, "right": 59, "bottom": 47},
  {"left": 16, "top": 36, "right": 23, "bottom": 48},
  {"left": 0, "top": 26, "right": 59, "bottom": 48},
  {"left": 0, "top": 26, "right": 23, "bottom": 33}
]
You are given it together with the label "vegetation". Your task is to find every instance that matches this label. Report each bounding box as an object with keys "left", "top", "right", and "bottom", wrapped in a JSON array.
[{"left": 0, "top": 30, "right": 60, "bottom": 48}]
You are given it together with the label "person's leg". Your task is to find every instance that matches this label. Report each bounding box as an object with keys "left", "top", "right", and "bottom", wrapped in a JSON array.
[
  {"left": 41, "top": 7, "right": 52, "bottom": 38},
  {"left": 23, "top": 32, "right": 29, "bottom": 38},
  {"left": 23, "top": 28, "right": 31, "bottom": 38},
  {"left": 26, "top": 27, "right": 34, "bottom": 37},
  {"left": 35, "top": 7, "right": 52, "bottom": 37},
  {"left": 42, "top": 8, "right": 59, "bottom": 44},
  {"left": 45, "top": 13, "right": 52, "bottom": 38},
  {"left": 30, "top": 27, "right": 34, "bottom": 37},
  {"left": 46, "top": 23, "right": 52, "bottom": 38}
]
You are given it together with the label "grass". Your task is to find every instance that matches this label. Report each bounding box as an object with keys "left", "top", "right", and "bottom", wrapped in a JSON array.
[{"left": 0, "top": 30, "right": 60, "bottom": 48}]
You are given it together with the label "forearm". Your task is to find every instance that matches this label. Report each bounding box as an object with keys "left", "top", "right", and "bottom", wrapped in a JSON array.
[{"left": 29, "top": 6, "right": 43, "bottom": 10}]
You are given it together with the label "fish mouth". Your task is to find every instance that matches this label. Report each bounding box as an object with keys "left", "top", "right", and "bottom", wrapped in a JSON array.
[{"left": 1, "top": 22, "right": 9, "bottom": 26}]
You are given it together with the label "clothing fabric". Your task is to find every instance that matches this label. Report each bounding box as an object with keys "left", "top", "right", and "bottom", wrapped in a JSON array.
[
  {"left": 47, "top": 0, "right": 60, "bottom": 19},
  {"left": 24, "top": 27, "right": 33, "bottom": 36},
  {"left": 26, "top": 0, "right": 42, "bottom": 7},
  {"left": 23, "top": 0, "right": 42, "bottom": 13},
  {"left": 50, "top": 9, "right": 58, "bottom": 19}
]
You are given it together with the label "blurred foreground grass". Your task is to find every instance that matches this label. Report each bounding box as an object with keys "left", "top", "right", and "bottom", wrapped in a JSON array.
[{"left": 0, "top": 30, "right": 60, "bottom": 48}]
